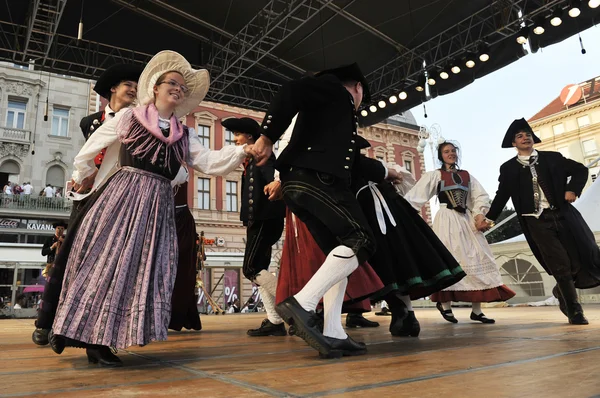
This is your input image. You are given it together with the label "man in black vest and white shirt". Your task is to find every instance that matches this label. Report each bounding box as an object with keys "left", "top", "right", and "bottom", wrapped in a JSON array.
[{"left": 486, "top": 118, "right": 600, "bottom": 325}]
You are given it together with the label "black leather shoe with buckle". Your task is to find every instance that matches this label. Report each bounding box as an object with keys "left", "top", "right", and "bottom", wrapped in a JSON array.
[
  {"left": 276, "top": 297, "right": 332, "bottom": 357},
  {"left": 346, "top": 313, "right": 380, "bottom": 328},
  {"left": 436, "top": 302, "right": 458, "bottom": 323},
  {"left": 247, "top": 319, "right": 287, "bottom": 336}
]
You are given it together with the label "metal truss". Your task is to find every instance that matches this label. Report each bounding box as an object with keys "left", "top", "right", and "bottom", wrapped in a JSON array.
[
  {"left": 18, "top": 0, "right": 67, "bottom": 64},
  {"left": 366, "top": 0, "right": 569, "bottom": 100},
  {"left": 207, "top": 0, "right": 334, "bottom": 102}
]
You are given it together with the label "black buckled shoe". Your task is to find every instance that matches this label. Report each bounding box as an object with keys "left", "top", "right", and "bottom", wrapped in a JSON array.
[
  {"left": 470, "top": 312, "right": 495, "bottom": 324},
  {"left": 86, "top": 345, "right": 123, "bottom": 367},
  {"left": 32, "top": 328, "right": 49, "bottom": 346},
  {"left": 346, "top": 313, "right": 380, "bottom": 328},
  {"left": 321, "top": 335, "right": 367, "bottom": 359},
  {"left": 247, "top": 319, "right": 287, "bottom": 336},
  {"left": 276, "top": 297, "right": 332, "bottom": 357},
  {"left": 391, "top": 311, "right": 421, "bottom": 337},
  {"left": 375, "top": 307, "right": 392, "bottom": 316},
  {"left": 569, "top": 311, "right": 589, "bottom": 325},
  {"left": 552, "top": 285, "right": 568, "bottom": 318},
  {"left": 48, "top": 329, "right": 87, "bottom": 354},
  {"left": 436, "top": 302, "right": 458, "bottom": 323}
]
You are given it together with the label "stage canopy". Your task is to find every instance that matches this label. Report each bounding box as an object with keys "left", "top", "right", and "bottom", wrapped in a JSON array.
[{"left": 0, "top": 0, "right": 598, "bottom": 125}]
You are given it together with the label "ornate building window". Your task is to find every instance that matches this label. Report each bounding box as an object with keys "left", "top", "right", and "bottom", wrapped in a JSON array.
[
  {"left": 51, "top": 107, "right": 69, "bottom": 137},
  {"left": 197, "top": 177, "right": 210, "bottom": 210},
  {"left": 224, "top": 128, "right": 235, "bottom": 145},
  {"left": 226, "top": 180, "right": 238, "bottom": 212},
  {"left": 6, "top": 99, "right": 27, "bottom": 129},
  {"left": 197, "top": 125, "right": 211, "bottom": 148}
]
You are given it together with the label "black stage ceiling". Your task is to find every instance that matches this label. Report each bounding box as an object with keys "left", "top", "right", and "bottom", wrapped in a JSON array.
[{"left": 0, "top": 0, "right": 598, "bottom": 125}]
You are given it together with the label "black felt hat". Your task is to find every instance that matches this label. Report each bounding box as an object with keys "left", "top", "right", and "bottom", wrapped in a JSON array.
[
  {"left": 316, "top": 62, "right": 371, "bottom": 103},
  {"left": 93, "top": 64, "right": 143, "bottom": 99},
  {"left": 221, "top": 117, "right": 261, "bottom": 140},
  {"left": 52, "top": 221, "right": 68, "bottom": 229},
  {"left": 502, "top": 118, "right": 542, "bottom": 148},
  {"left": 355, "top": 135, "right": 371, "bottom": 150}
]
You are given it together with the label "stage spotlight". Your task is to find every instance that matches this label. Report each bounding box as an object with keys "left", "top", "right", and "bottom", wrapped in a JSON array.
[
  {"left": 533, "top": 17, "right": 545, "bottom": 35},
  {"left": 378, "top": 100, "right": 386, "bottom": 108},
  {"left": 399, "top": 91, "right": 408, "bottom": 100},
  {"left": 389, "top": 95, "right": 398, "bottom": 104},
  {"left": 550, "top": 9, "right": 563, "bottom": 26},
  {"left": 589, "top": 0, "right": 600, "bottom": 9},
  {"left": 439, "top": 68, "right": 449, "bottom": 79},
  {"left": 478, "top": 43, "right": 490, "bottom": 62},
  {"left": 569, "top": 0, "right": 581, "bottom": 16},
  {"left": 360, "top": 109, "right": 368, "bottom": 117},
  {"left": 369, "top": 105, "right": 377, "bottom": 113},
  {"left": 516, "top": 26, "right": 530, "bottom": 44},
  {"left": 416, "top": 74, "right": 426, "bottom": 92},
  {"left": 451, "top": 60, "right": 461, "bottom": 74},
  {"left": 428, "top": 76, "right": 436, "bottom": 86},
  {"left": 465, "top": 53, "right": 476, "bottom": 68}
]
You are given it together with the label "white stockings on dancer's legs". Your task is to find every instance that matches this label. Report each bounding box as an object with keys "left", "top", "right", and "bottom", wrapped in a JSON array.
[
  {"left": 254, "top": 271, "right": 283, "bottom": 324},
  {"left": 399, "top": 295, "right": 413, "bottom": 311},
  {"left": 322, "top": 278, "right": 348, "bottom": 340},
  {"left": 442, "top": 302, "right": 452, "bottom": 311},
  {"left": 294, "top": 245, "right": 359, "bottom": 312},
  {"left": 472, "top": 302, "right": 482, "bottom": 315},
  {"left": 258, "top": 286, "right": 283, "bottom": 325}
]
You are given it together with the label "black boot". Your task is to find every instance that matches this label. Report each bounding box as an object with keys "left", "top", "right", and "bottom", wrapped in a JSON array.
[
  {"left": 556, "top": 278, "right": 588, "bottom": 325},
  {"left": 552, "top": 284, "right": 568, "bottom": 318},
  {"left": 86, "top": 345, "right": 123, "bottom": 367},
  {"left": 32, "top": 328, "right": 49, "bottom": 346},
  {"left": 247, "top": 319, "right": 287, "bottom": 336},
  {"left": 391, "top": 311, "right": 420, "bottom": 337},
  {"left": 436, "top": 302, "right": 458, "bottom": 323},
  {"left": 346, "top": 313, "right": 380, "bottom": 328},
  {"left": 48, "top": 329, "right": 87, "bottom": 354},
  {"left": 321, "top": 335, "right": 367, "bottom": 359}
]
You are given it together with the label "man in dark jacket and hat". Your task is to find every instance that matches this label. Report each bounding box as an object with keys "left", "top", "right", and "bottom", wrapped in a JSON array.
[
  {"left": 41, "top": 221, "right": 67, "bottom": 276},
  {"left": 32, "top": 64, "right": 142, "bottom": 346},
  {"left": 250, "top": 63, "right": 403, "bottom": 358},
  {"left": 486, "top": 118, "right": 600, "bottom": 325},
  {"left": 222, "top": 116, "right": 286, "bottom": 337}
]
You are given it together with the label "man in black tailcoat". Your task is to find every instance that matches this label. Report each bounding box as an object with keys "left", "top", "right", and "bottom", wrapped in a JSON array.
[
  {"left": 250, "top": 63, "right": 402, "bottom": 358},
  {"left": 222, "top": 117, "right": 287, "bottom": 337},
  {"left": 485, "top": 118, "right": 600, "bottom": 325}
]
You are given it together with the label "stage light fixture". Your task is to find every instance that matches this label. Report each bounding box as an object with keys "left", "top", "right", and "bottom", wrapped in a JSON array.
[
  {"left": 399, "top": 91, "right": 408, "bottom": 100},
  {"left": 378, "top": 100, "right": 387, "bottom": 108},
  {"left": 465, "top": 53, "right": 476, "bottom": 68},
  {"left": 389, "top": 95, "right": 398, "bottom": 104},
  {"left": 360, "top": 109, "right": 368, "bottom": 117},
  {"left": 478, "top": 43, "right": 490, "bottom": 62},
  {"left": 589, "top": 0, "right": 600, "bottom": 9},
  {"left": 451, "top": 60, "right": 461, "bottom": 74},
  {"left": 516, "top": 26, "right": 530, "bottom": 44},
  {"left": 416, "top": 74, "right": 426, "bottom": 92},
  {"left": 569, "top": 0, "right": 581, "bottom": 16},
  {"left": 550, "top": 9, "right": 563, "bottom": 26},
  {"left": 369, "top": 105, "right": 377, "bottom": 113},
  {"left": 428, "top": 76, "right": 436, "bottom": 86},
  {"left": 533, "top": 17, "right": 545, "bottom": 35}
]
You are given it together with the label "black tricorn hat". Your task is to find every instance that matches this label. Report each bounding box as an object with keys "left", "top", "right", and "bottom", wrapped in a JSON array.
[
  {"left": 52, "top": 221, "right": 68, "bottom": 229},
  {"left": 221, "top": 117, "right": 261, "bottom": 140},
  {"left": 93, "top": 64, "right": 143, "bottom": 99},
  {"left": 502, "top": 118, "right": 542, "bottom": 148},
  {"left": 355, "top": 135, "right": 371, "bottom": 150},
  {"left": 316, "top": 62, "right": 371, "bottom": 103}
]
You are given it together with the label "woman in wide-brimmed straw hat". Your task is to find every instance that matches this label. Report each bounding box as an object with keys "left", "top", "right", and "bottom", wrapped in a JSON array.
[{"left": 50, "top": 51, "right": 253, "bottom": 366}]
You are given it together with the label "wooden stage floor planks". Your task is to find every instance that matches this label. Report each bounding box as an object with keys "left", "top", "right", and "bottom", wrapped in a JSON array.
[{"left": 1, "top": 306, "right": 600, "bottom": 398}]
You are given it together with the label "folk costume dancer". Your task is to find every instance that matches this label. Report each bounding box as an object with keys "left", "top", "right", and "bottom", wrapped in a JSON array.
[
  {"left": 48, "top": 50, "right": 253, "bottom": 367},
  {"left": 222, "top": 117, "right": 287, "bottom": 337},
  {"left": 271, "top": 116, "right": 384, "bottom": 334},
  {"left": 486, "top": 119, "right": 600, "bottom": 325},
  {"left": 41, "top": 221, "right": 67, "bottom": 278},
  {"left": 32, "top": 64, "right": 142, "bottom": 346},
  {"left": 169, "top": 167, "right": 203, "bottom": 331},
  {"left": 252, "top": 63, "right": 403, "bottom": 358},
  {"left": 405, "top": 142, "right": 515, "bottom": 324}
]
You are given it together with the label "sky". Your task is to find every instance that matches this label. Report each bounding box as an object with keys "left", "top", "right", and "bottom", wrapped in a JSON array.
[{"left": 409, "top": 25, "right": 600, "bottom": 204}]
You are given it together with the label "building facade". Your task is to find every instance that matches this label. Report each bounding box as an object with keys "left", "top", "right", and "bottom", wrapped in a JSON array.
[
  {"left": 0, "top": 61, "right": 95, "bottom": 313},
  {"left": 182, "top": 102, "right": 424, "bottom": 311}
]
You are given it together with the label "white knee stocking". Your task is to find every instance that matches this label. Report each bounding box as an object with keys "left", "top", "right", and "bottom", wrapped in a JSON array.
[{"left": 322, "top": 278, "right": 348, "bottom": 340}]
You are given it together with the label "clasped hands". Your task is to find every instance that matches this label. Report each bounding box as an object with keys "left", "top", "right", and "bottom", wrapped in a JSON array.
[{"left": 474, "top": 214, "right": 494, "bottom": 232}]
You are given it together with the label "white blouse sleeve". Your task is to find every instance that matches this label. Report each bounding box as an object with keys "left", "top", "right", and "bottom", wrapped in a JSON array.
[
  {"left": 390, "top": 164, "right": 417, "bottom": 196},
  {"left": 170, "top": 166, "right": 189, "bottom": 187},
  {"left": 71, "top": 108, "right": 125, "bottom": 184},
  {"left": 404, "top": 170, "right": 440, "bottom": 211},
  {"left": 468, "top": 173, "right": 491, "bottom": 216},
  {"left": 273, "top": 114, "right": 297, "bottom": 182},
  {"left": 186, "top": 127, "right": 247, "bottom": 176}
]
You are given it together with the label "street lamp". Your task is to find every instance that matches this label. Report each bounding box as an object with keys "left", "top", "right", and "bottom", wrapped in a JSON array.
[{"left": 417, "top": 124, "right": 445, "bottom": 169}]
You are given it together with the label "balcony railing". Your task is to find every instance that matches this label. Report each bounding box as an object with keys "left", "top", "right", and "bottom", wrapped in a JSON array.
[
  {"left": 0, "top": 127, "right": 31, "bottom": 144},
  {"left": 0, "top": 194, "right": 72, "bottom": 213}
]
